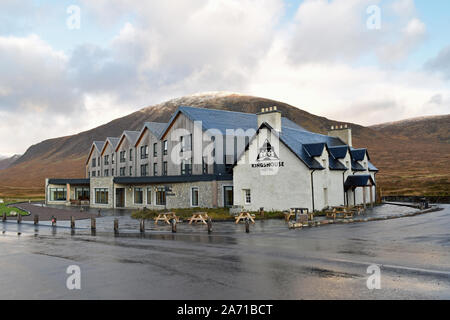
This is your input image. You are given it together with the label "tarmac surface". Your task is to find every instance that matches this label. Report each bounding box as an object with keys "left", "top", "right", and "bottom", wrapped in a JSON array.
[{"left": 0, "top": 203, "right": 449, "bottom": 299}]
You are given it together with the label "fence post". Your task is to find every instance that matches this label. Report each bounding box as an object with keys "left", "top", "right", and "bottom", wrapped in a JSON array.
[
  {"left": 245, "top": 217, "right": 250, "bottom": 233},
  {"left": 34, "top": 215, "right": 39, "bottom": 225},
  {"left": 114, "top": 218, "right": 119, "bottom": 233},
  {"left": 207, "top": 218, "right": 212, "bottom": 234}
]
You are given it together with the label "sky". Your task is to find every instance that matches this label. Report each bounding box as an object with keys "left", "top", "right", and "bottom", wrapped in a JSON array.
[{"left": 0, "top": 0, "right": 449, "bottom": 156}]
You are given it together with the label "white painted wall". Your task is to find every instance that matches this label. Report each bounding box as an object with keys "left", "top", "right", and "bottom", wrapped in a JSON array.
[{"left": 233, "top": 128, "right": 314, "bottom": 212}]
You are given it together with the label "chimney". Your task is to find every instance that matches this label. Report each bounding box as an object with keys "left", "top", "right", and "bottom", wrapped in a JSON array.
[
  {"left": 328, "top": 124, "right": 352, "bottom": 147},
  {"left": 257, "top": 106, "right": 282, "bottom": 132}
]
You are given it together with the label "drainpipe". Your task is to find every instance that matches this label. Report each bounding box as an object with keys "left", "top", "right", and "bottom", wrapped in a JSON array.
[
  {"left": 310, "top": 170, "right": 316, "bottom": 212},
  {"left": 342, "top": 171, "right": 346, "bottom": 206}
]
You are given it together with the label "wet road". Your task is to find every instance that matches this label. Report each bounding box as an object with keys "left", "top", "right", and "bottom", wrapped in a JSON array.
[{"left": 0, "top": 204, "right": 449, "bottom": 299}]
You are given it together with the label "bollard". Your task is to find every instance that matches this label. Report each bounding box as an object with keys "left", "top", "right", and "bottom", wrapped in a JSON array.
[
  {"left": 114, "top": 218, "right": 119, "bottom": 233},
  {"left": 91, "top": 217, "right": 96, "bottom": 230},
  {"left": 2, "top": 213, "right": 6, "bottom": 222},
  {"left": 17, "top": 213, "right": 22, "bottom": 224},
  {"left": 34, "top": 215, "right": 39, "bottom": 225},
  {"left": 171, "top": 218, "right": 177, "bottom": 233},
  {"left": 140, "top": 219, "right": 145, "bottom": 233},
  {"left": 245, "top": 217, "right": 250, "bottom": 233},
  {"left": 70, "top": 216, "right": 75, "bottom": 229},
  {"left": 51, "top": 216, "right": 57, "bottom": 227},
  {"left": 207, "top": 218, "right": 212, "bottom": 234}
]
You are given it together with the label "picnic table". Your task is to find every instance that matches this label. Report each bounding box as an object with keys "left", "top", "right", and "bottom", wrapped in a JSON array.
[
  {"left": 285, "top": 208, "right": 310, "bottom": 222},
  {"left": 325, "top": 206, "right": 354, "bottom": 220},
  {"left": 154, "top": 212, "right": 180, "bottom": 225},
  {"left": 235, "top": 212, "right": 255, "bottom": 224},
  {"left": 188, "top": 212, "right": 209, "bottom": 225}
]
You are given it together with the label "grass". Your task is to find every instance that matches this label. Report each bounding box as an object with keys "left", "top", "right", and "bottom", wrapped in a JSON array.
[
  {"left": 131, "top": 207, "right": 286, "bottom": 221},
  {"left": 0, "top": 200, "right": 29, "bottom": 217}
]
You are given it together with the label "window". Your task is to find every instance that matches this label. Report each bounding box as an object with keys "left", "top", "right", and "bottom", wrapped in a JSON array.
[
  {"left": 163, "top": 140, "right": 168, "bottom": 156},
  {"left": 104, "top": 169, "right": 109, "bottom": 177},
  {"left": 120, "top": 151, "right": 126, "bottom": 163},
  {"left": 180, "top": 134, "right": 192, "bottom": 152},
  {"left": 156, "top": 187, "right": 166, "bottom": 206},
  {"left": 244, "top": 189, "right": 251, "bottom": 204},
  {"left": 140, "top": 164, "right": 148, "bottom": 176},
  {"left": 97, "top": 157, "right": 100, "bottom": 166},
  {"left": 120, "top": 167, "right": 126, "bottom": 176},
  {"left": 181, "top": 159, "right": 192, "bottom": 175},
  {"left": 92, "top": 158, "right": 96, "bottom": 167},
  {"left": 129, "top": 166, "right": 133, "bottom": 176},
  {"left": 153, "top": 163, "right": 158, "bottom": 176},
  {"left": 129, "top": 149, "right": 133, "bottom": 161},
  {"left": 111, "top": 153, "right": 115, "bottom": 164},
  {"left": 92, "top": 171, "right": 96, "bottom": 177},
  {"left": 140, "top": 145, "right": 148, "bottom": 159},
  {"left": 346, "top": 161, "right": 350, "bottom": 169},
  {"left": 111, "top": 168, "right": 114, "bottom": 176},
  {"left": 75, "top": 187, "right": 90, "bottom": 201},
  {"left": 104, "top": 155, "right": 109, "bottom": 165},
  {"left": 95, "top": 188, "right": 108, "bottom": 204},
  {"left": 97, "top": 170, "right": 100, "bottom": 177},
  {"left": 134, "top": 187, "right": 143, "bottom": 204},
  {"left": 49, "top": 188, "right": 66, "bottom": 201},
  {"left": 191, "top": 187, "right": 199, "bottom": 207},
  {"left": 153, "top": 142, "right": 158, "bottom": 157},
  {"left": 146, "top": 188, "right": 152, "bottom": 205},
  {"left": 162, "top": 161, "right": 168, "bottom": 176},
  {"left": 202, "top": 157, "right": 208, "bottom": 174}
]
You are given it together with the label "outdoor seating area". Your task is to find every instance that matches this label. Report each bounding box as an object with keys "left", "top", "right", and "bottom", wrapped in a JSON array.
[
  {"left": 188, "top": 212, "right": 209, "bottom": 225},
  {"left": 234, "top": 212, "right": 256, "bottom": 224},
  {"left": 154, "top": 212, "right": 180, "bottom": 225},
  {"left": 324, "top": 205, "right": 366, "bottom": 220}
]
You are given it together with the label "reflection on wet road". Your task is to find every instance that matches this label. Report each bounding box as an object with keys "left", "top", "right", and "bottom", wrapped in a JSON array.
[{"left": 0, "top": 204, "right": 449, "bottom": 299}]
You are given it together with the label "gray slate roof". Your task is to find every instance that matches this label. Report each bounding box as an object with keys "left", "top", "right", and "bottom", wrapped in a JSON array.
[
  {"left": 93, "top": 141, "right": 105, "bottom": 152},
  {"left": 143, "top": 122, "right": 167, "bottom": 138},
  {"left": 123, "top": 131, "right": 140, "bottom": 145}
]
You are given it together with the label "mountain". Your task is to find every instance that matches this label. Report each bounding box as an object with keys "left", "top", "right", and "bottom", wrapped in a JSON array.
[
  {"left": 0, "top": 154, "right": 21, "bottom": 170},
  {"left": 0, "top": 92, "right": 448, "bottom": 197}
]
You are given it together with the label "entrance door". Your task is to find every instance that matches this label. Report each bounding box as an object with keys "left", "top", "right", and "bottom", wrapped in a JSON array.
[
  {"left": 224, "top": 186, "right": 233, "bottom": 207},
  {"left": 115, "top": 188, "right": 125, "bottom": 208}
]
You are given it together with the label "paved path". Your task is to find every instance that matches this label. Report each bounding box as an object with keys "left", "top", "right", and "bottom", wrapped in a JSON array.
[{"left": 6, "top": 203, "right": 97, "bottom": 221}]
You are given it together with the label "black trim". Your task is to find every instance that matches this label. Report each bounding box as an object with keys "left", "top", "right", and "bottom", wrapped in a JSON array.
[
  {"left": 48, "top": 178, "right": 90, "bottom": 185},
  {"left": 113, "top": 174, "right": 233, "bottom": 185}
]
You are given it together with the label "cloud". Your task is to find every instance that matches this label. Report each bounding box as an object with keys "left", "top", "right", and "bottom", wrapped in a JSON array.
[{"left": 426, "top": 45, "right": 450, "bottom": 79}]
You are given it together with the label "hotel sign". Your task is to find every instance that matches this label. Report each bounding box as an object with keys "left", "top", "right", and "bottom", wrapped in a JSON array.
[{"left": 252, "top": 139, "right": 284, "bottom": 174}]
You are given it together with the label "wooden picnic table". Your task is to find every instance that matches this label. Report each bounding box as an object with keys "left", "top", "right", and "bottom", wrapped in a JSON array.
[
  {"left": 154, "top": 212, "right": 180, "bottom": 225},
  {"left": 188, "top": 212, "right": 209, "bottom": 225},
  {"left": 235, "top": 212, "right": 255, "bottom": 224},
  {"left": 285, "top": 208, "right": 310, "bottom": 222},
  {"left": 326, "top": 207, "right": 353, "bottom": 219}
]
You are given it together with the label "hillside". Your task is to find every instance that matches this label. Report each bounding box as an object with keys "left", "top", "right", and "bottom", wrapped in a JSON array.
[
  {"left": 0, "top": 154, "right": 21, "bottom": 170},
  {"left": 0, "top": 93, "right": 448, "bottom": 197}
]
